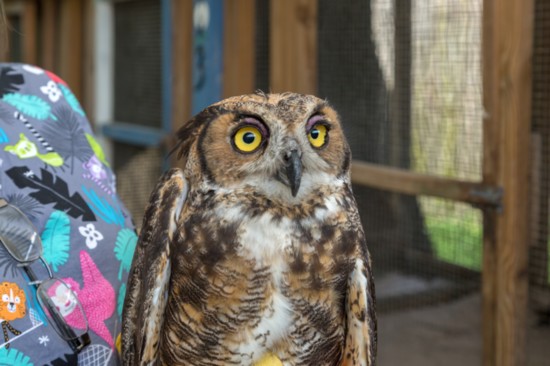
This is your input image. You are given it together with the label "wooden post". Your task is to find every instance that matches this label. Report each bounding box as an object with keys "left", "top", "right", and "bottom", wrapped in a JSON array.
[
  {"left": 482, "top": 0, "right": 533, "bottom": 365},
  {"left": 223, "top": 0, "right": 256, "bottom": 98},
  {"left": 169, "top": 0, "right": 193, "bottom": 168},
  {"left": 58, "top": 0, "right": 83, "bottom": 99},
  {"left": 270, "top": 0, "right": 317, "bottom": 94},
  {"left": 82, "top": 0, "right": 95, "bottom": 118},
  {"left": 21, "top": 0, "right": 37, "bottom": 65},
  {"left": 40, "top": 0, "right": 56, "bottom": 71}
]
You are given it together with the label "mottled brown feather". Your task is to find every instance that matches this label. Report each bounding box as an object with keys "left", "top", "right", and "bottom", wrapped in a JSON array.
[{"left": 122, "top": 93, "right": 376, "bottom": 366}]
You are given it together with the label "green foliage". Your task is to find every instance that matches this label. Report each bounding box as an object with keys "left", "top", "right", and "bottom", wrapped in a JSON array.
[
  {"left": 424, "top": 203, "right": 550, "bottom": 285},
  {"left": 426, "top": 214, "right": 482, "bottom": 271}
]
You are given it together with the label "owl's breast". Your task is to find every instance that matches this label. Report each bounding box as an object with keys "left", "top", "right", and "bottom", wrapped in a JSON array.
[{"left": 162, "top": 193, "right": 353, "bottom": 364}]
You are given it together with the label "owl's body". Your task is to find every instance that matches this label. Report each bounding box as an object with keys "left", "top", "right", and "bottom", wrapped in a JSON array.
[{"left": 122, "top": 93, "right": 376, "bottom": 366}]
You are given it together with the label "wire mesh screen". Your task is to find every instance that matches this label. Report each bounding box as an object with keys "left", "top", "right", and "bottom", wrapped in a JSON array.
[
  {"left": 114, "top": 144, "right": 163, "bottom": 229},
  {"left": 315, "top": 0, "right": 550, "bottom": 364},
  {"left": 529, "top": 1, "right": 550, "bottom": 363},
  {"left": 318, "top": 0, "right": 483, "bottom": 296},
  {"left": 114, "top": 0, "right": 162, "bottom": 128},
  {"left": 111, "top": 0, "right": 164, "bottom": 229},
  {"left": 317, "top": 0, "right": 484, "bottom": 364}
]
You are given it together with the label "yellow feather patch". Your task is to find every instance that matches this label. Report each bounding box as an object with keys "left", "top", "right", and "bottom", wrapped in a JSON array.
[{"left": 255, "top": 353, "right": 283, "bottom": 366}]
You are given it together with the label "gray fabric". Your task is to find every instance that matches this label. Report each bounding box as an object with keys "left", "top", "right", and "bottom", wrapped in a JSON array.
[{"left": 0, "top": 63, "right": 136, "bottom": 365}]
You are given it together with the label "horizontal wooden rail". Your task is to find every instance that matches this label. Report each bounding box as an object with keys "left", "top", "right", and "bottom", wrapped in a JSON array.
[{"left": 351, "top": 160, "right": 502, "bottom": 208}]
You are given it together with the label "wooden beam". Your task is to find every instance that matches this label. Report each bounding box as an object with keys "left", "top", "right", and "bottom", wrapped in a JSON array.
[
  {"left": 270, "top": 0, "right": 317, "bottom": 94},
  {"left": 482, "top": 0, "right": 533, "bottom": 365},
  {"left": 21, "top": 0, "right": 37, "bottom": 65},
  {"left": 223, "top": 0, "right": 255, "bottom": 98},
  {"left": 40, "top": 0, "right": 56, "bottom": 71},
  {"left": 58, "top": 0, "right": 83, "bottom": 99},
  {"left": 351, "top": 161, "right": 501, "bottom": 208},
  {"left": 82, "top": 0, "right": 95, "bottom": 118},
  {"left": 169, "top": 0, "right": 193, "bottom": 168},
  {"left": 529, "top": 0, "right": 550, "bottom": 310}
]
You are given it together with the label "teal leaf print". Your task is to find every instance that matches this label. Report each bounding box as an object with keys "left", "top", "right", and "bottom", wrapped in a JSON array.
[
  {"left": 41, "top": 210, "right": 71, "bottom": 272},
  {"left": 2, "top": 93, "right": 56, "bottom": 121},
  {"left": 59, "top": 84, "right": 85, "bottom": 117},
  {"left": 82, "top": 186, "right": 125, "bottom": 227},
  {"left": 117, "top": 283, "right": 127, "bottom": 316},
  {"left": 114, "top": 228, "right": 137, "bottom": 280},
  {"left": 0, "top": 126, "right": 8, "bottom": 143},
  {"left": 0, "top": 347, "right": 33, "bottom": 366}
]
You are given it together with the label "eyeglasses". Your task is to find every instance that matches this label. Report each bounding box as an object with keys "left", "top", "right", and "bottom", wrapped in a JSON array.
[{"left": 0, "top": 198, "right": 90, "bottom": 353}]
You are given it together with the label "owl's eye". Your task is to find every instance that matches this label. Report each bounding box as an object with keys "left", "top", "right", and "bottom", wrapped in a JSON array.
[
  {"left": 308, "top": 124, "right": 328, "bottom": 148},
  {"left": 233, "top": 125, "right": 263, "bottom": 153}
]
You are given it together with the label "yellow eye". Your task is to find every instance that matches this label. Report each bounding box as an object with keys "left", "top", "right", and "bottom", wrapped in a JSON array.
[
  {"left": 233, "top": 126, "right": 263, "bottom": 153},
  {"left": 308, "top": 124, "right": 328, "bottom": 148}
]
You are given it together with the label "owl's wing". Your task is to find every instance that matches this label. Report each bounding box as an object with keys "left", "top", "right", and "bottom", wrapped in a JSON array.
[
  {"left": 343, "top": 253, "right": 377, "bottom": 366},
  {"left": 121, "top": 168, "right": 189, "bottom": 366}
]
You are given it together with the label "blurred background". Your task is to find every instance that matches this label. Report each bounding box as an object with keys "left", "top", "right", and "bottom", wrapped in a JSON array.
[{"left": 1, "top": 0, "right": 549, "bottom": 365}]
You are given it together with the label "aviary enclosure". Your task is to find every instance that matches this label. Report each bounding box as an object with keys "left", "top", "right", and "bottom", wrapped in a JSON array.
[
  {"left": 7, "top": 0, "right": 546, "bottom": 364},
  {"left": 110, "top": 0, "right": 549, "bottom": 365}
]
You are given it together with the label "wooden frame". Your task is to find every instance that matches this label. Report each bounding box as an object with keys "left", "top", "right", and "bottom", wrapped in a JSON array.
[
  {"left": 482, "top": 1, "right": 533, "bottom": 365},
  {"left": 223, "top": 0, "right": 256, "bottom": 98},
  {"left": 270, "top": 0, "right": 317, "bottom": 94},
  {"left": 58, "top": 0, "right": 83, "bottom": 99},
  {"left": 3, "top": 0, "right": 37, "bottom": 64},
  {"left": 169, "top": 0, "right": 193, "bottom": 164},
  {"left": 351, "top": 162, "right": 502, "bottom": 208}
]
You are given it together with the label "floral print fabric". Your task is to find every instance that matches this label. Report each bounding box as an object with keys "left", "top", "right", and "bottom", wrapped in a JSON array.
[{"left": 0, "top": 63, "right": 136, "bottom": 365}]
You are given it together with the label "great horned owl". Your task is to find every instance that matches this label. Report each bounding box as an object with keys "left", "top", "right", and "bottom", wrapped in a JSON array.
[{"left": 122, "top": 92, "right": 376, "bottom": 366}]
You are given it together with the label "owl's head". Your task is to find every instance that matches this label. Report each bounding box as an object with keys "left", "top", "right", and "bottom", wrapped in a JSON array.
[{"left": 176, "top": 92, "right": 351, "bottom": 202}]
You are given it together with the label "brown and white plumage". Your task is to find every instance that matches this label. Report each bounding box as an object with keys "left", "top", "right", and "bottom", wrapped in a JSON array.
[{"left": 122, "top": 92, "right": 376, "bottom": 366}]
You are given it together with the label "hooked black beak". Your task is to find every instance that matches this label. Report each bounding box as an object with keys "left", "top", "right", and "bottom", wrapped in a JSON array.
[{"left": 285, "top": 150, "right": 302, "bottom": 197}]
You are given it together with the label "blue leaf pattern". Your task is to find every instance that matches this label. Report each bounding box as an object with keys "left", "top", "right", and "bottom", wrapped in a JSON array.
[
  {"left": 117, "top": 283, "right": 127, "bottom": 316},
  {"left": 0, "top": 126, "right": 8, "bottom": 143},
  {"left": 82, "top": 186, "right": 125, "bottom": 227},
  {"left": 59, "top": 84, "right": 85, "bottom": 117},
  {"left": 0, "top": 347, "right": 34, "bottom": 366},
  {"left": 2, "top": 93, "right": 56, "bottom": 121},
  {"left": 41, "top": 210, "right": 71, "bottom": 272},
  {"left": 114, "top": 228, "right": 137, "bottom": 280}
]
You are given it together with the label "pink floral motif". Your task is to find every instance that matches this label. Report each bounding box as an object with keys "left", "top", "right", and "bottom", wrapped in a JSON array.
[{"left": 52, "top": 251, "right": 116, "bottom": 347}]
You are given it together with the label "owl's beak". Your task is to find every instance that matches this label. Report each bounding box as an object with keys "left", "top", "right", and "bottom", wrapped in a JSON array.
[{"left": 285, "top": 149, "right": 302, "bottom": 197}]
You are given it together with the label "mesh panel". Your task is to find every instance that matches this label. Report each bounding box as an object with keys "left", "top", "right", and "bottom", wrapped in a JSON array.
[
  {"left": 114, "top": 144, "right": 163, "bottom": 230},
  {"left": 112, "top": 0, "right": 164, "bottom": 228},
  {"left": 255, "top": 0, "right": 270, "bottom": 92},
  {"left": 318, "top": 0, "right": 483, "bottom": 364},
  {"left": 113, "top": 0, "right": 162, "bottom": 128},
  {"left": 7, "top": 15, "right": 22, "bottom": 62},
  {"left": 529, "top": 1, "right": 550, "bottom": 364}
]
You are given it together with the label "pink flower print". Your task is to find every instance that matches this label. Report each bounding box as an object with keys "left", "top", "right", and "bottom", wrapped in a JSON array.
[
  {"left": 40, "top": 80, "right": 62, "bottom": 102},
  {"left": 79, "top": 223, "right": 104, "bottom": 249},
  {"left": 59, "top": 252, "right": 116, "bottom": 347}
]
